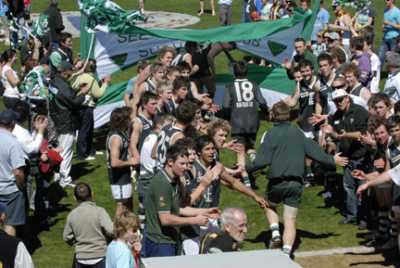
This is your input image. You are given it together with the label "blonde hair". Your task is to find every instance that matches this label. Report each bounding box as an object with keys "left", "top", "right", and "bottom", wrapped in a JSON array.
[
  {"left": 207, "top": 118, "right": 231, "bottom": 138},
  {"left": 114, "top": 211, "right": 139, "bottom": 238},
  {"left": 157, "top": 81, "right": 173, "bottom": 95}
]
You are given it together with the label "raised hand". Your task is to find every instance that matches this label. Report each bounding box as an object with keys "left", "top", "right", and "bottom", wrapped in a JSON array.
[{"left": 334, "top": 152, "right": 348, "bottom": 167}]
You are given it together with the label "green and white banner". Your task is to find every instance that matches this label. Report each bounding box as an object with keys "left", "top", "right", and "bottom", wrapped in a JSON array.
[
  {"left": 93, "top": 65, "right": 294, "bottom": 128},
  {"left": 75, "top": 0, "right": 318, "bottom": 127}
]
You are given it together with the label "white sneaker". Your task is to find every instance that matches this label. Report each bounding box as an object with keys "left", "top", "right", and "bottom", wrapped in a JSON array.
[
  {"left": 95, "top": 151, "right": 104, "bottom": 155},
  {"left": 59, "top": 176, "right": 76, "bottom": 188},
  {"left": 84, "top": 155, "right": 96, "bottom": 161},
  {"left": 53, "top": 173, "right": 61, "bottom": 183}
]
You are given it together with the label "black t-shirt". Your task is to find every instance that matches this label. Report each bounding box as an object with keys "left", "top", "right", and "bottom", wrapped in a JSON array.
[{"left": 328, "top": 102, "right": 368, "bottom": 159}]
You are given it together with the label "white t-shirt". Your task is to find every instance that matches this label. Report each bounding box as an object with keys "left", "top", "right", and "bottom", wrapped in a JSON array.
[
  {"left": 1, "top": 64, "right": 20, "bottom": 98},
  {"left": 384, "top": 71, "right": 400, "bottom": 103},
  {"left": 388, "top": 164, "right": 400, "bottom": 186},
  {"left": 12, "top": 124, "right": 43, "bottom": 157},
  {"left": 139, "top": 132, "right": 157, "bottom": 176},
  {"left": 369, "top": 52, "right": 381, "bottom": 94}
]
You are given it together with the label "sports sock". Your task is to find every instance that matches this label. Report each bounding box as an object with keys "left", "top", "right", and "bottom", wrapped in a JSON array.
[{"left": 270, "top": 223, "right": 280, "bottom": 238}]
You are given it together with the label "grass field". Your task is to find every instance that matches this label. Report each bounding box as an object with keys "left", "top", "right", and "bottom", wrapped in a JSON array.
[{"left": 2, "top": 0, "right": 393, "bottom": 267}]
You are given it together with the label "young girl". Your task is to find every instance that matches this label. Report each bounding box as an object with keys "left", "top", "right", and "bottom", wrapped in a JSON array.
[{"left": 106, "top": 211, "right": 141, "bottom": 268}]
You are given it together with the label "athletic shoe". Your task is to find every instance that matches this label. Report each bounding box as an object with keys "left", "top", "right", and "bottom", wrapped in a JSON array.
[
  {"left": 378, "top": 237, "right": 398, "bottom": 250},
  {"left": 95, "top": 151, "right": 104, "bottom": 155},
  {"left": 304, "top": 173, "right": 314, "bottom": 188},
  {"left": 53, "top": 173, "right": 61, "bottom": 183},
  {"left": 338, "top": 217, "right": 357, "bottom": 225},
  {"left": 59, "top": 176, "right": 76, "bottom": 188},
  {"left": 269, "top": 235, "right": 282, "bottom": 249},
  {"left": 358, "top": 220, "right": 368, "bottom": 230},
  {"left": 84, "top": 155, "right": 96, "bottom": 161},
  {"left": 282, "top": 247, "right": 292, "bottom": 256}
]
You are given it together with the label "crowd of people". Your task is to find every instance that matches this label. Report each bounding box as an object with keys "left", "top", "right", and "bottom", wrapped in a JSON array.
[{"left": 1, "top": 0, "right": 400, "bottom": 267}]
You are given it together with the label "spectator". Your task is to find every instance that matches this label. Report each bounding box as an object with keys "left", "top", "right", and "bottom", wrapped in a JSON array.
[
  {"left": 199, "top": 208, "right": 248, "bottom": 253},
  {"left": 63, "top": 182, "right": 113, "bottom": 268},
  {"left": 322, "top": 89, "right": 369, "bottom": 226},
  {"left": 217, "top": 0, "right": 232, "bottom": 25},
  {"left": 311, "top": 1, "right": 330, "bottom": 44},
  {"left": 198, "top": 0, "right": 216, "bottom": 16},
  {"left": 0, "top": 109, "right": 27, "bottom": 237},
  {"left": 383, "top": 51, "right": 400, "bottom": 103},
  {"left": 186, "top": 42, "right": 215, "bottom": 97},
  {"left": 351, "top": 1, "right": 374, "bottom": 35},
  {"left": 1, "top": 49, "right": 21, "bottom": 110},
  {"left": 0, "top": 202, "right": 34, "bottom": 268},
  {"left": 282, "top": 37, "right": 318, "bottom": 78},
  {"left": 49, "top": 61, "right": 90, "bottom": 188},
  {"left": 45, "top": 0, "right": 64, "bottom": 49},
  {"left": 350, "top": 36, "right": 372, "bottom": 87},
  {"left": 363, "top": 28, "right": 381, "bottom": 94},
  {"left": 379, "top": 0, "right": 400, "bottom": 64},
  {"left": 71, "top": 60, "right": 109, "bottom": 161},
  {"left": 326, "top": 31, "right": 350, "bottom": 62},
  {"left": 106, "top": 211, "right": 141, "bottom": 268},
  {"left": 49, "top": 32, "right": 73, "bottom": 78},
  {"left": 328, "top": 6, "right": 352, "bottom": 52}
]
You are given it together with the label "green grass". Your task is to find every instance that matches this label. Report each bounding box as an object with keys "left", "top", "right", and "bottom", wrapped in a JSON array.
[{"left": 2, "top": 0, "right": 388, "bottom": 267}]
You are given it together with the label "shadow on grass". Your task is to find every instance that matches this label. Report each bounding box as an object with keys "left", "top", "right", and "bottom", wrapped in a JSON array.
[
  {"left": 18, "top": 182, "right": 71, "bottom": 255},
  {"left": 246, "top": 227, "right": 339, "bottom": 251},
  {"left": 347, "top": 249, "right": 400, "bottom": 267},
  {"left": 70, "top": 162, "right": 98, "bottom": 180}
]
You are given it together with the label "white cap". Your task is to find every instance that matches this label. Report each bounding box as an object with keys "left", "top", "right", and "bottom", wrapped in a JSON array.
[{"left": 332, "top": 89, "right": 348, "bottom": 100}]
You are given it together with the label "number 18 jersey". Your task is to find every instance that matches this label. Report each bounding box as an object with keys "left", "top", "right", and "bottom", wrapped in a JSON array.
[{"left": 223, "top": 78, "right": 268, "bottom": 135}]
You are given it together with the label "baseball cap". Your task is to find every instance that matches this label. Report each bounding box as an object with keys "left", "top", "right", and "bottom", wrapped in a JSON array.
[
  {"left": 386, "top": 51, "right": 400, "bottom": 67},
  {"left": 58, "top": 61, "right": 73, "bottom": 72},
  {"left": 0, "top": 109, "right": 19, "bottom": 124},
  {"left": 327, "top": 32, "right": 340, "bottom": 40},
  {"left": 332, "top": 89, "right": 348, "bottom": 100}
]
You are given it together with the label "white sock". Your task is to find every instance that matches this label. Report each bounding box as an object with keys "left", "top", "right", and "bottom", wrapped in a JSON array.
[
  {"left": 282, "top": 245, "right": 292, "bottom": 254},
  {"left": 270, "top": 223, "right": 280, "bottom": 238}
]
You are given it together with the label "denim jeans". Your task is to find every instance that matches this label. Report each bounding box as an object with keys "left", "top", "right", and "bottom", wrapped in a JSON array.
[
  {"left": 143, "top": 236, "right": 176, "bottom": 257},
  {"left": 76, "top": 107, "right": 94, "bottom": 159},
  {"left": 343, "top": 159, "right": 364, "bottom": 220},
  {"left": 378, "top": 37, "right": 397, "bottom": 66}
]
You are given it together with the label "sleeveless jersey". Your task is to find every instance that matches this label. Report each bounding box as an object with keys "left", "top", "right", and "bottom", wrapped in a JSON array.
[
  {"left": 298, "top": 79, "right": 321, "bottom": 132},
  {"left": 106, "top": 130, "right": 131, "bottom": 185},
  {"left": 136, "top": 114, "right": 153, "bottom": 152},
  {"left": 388, "top": 142, "right": 400, "bottom": 205},
  {"left": 156, "top": 123, "right": 184, "bottom": 169},
  {"left": 144, "top": 79, "right": 157, "bottom": 94},
  {"left": 192, "top": 160, "right": 221, "bottom": 208}
]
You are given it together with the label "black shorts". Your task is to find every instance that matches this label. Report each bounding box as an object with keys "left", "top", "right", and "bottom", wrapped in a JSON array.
[
  {"left": 232, "top": 133, "right": 257, "bottom": 151},
  {"left": 0, "top": 191, "right": 26, "bottom": 226},
  {"left": 266, "top": 178, "right": 304, "bottom": 208}
]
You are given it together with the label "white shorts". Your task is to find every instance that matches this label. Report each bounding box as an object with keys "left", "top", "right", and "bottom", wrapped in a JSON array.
[
  {"left": 111, "top": 184, "right": 132, "bottom": 200},
  {"left": 182, "top": 238, "right": 200, "bottom": 255}
]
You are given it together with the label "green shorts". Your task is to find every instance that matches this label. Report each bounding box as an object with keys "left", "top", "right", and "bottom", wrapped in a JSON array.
[{"left": 266, "top": 179, "right": 304, "bottom": 208}]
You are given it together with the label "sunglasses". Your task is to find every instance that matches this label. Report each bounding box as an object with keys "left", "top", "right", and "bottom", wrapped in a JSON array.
[
  {"left": 332, "top": 84, "right": 346, "bottom": 90},
  {"left": 333, "top": 97, "right": 346, "bottom": 103}
]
